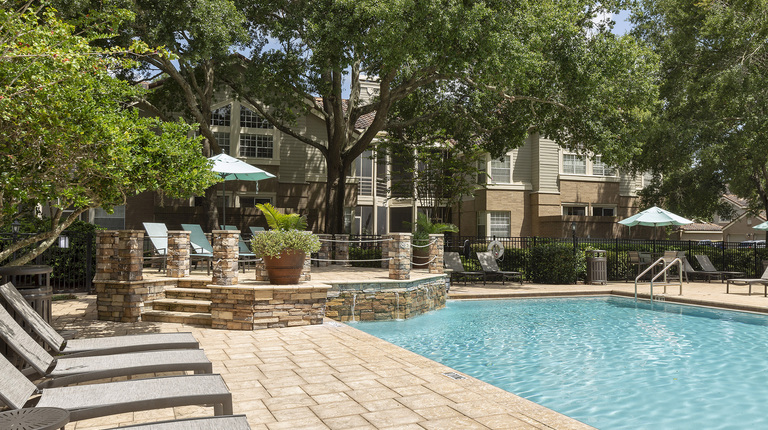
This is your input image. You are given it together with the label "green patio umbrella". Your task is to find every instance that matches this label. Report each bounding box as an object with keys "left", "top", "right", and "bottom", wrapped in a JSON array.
[
  {"left": 618, "top": 206, "right": 693, "bottom": 238},
  {"left": 209, "top": 153, "right": 275, "bottom": 226},
  {"left": 753, "top": 220, "right": 768, "bottom": 231}
]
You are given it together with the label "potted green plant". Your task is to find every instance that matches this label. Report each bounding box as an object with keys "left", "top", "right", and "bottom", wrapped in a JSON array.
[
  {"left": 251, "top": 203, "right": 321, "bottom": 284},
  {"left": 410, "top": 213, "right": 458, "bottom": 268}
]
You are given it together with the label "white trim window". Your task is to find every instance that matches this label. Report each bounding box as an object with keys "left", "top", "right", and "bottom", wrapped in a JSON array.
[
  {"left": 593, "top": 156, "right": 615, "bottom": 176},
  {"left": 563, "top": 153, "right": 587, "bottom": 174},
  {"left": 489, "top": 212, "right": 511, "bottom": 237},
  {"left": 240, "top": 105, "right": 272, "bottom": 129},
  {"left": 563, "top": 205, "right": 587, "bottom": 216},
  {"left": 213, "top": 132, "right": 230, "bottom": 155},
  {"left": 211, "top": 104, "right": 231, "bottom": 126},
  {"left": 238, "top": 195, "right": 273, "bottom": 207},
  {"left": 592, "top": 206, "right": 615, "bottom": 216},
  {"left": 93, "top": 205, "right": 125, "bottom": 230},
  {"left": 239, "top": 134, "right": 274, "bottom": 159},
  {"left": 490, "top": 155, "right": 511, "bottom": 184}
]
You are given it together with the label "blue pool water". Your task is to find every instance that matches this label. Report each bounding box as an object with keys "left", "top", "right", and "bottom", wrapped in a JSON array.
[{"left": 354, "top": 297, "right": 768, "bottom": 429}]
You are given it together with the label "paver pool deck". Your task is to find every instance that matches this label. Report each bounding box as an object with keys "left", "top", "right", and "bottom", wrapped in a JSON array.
[{"left": 51, "top": 267, "right": 768, "bottom": 429}]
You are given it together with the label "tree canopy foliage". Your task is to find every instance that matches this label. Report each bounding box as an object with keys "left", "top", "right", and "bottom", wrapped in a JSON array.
[
  {"left": 630, "top": 0, "right": 768, "bottom": 220},
  {"left": 47, "top": 0, "right": 660, "bottom": 234},
  {"left": 229, "top": 0, "right": 659, "bottom": 232},
  {"left": 0, "top": 2, "right": 219, "bottom": 265}
]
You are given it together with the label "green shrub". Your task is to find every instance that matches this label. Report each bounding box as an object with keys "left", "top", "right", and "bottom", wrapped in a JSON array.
[
  {"left": 530, "top": 243, "right": 584, "bottom": 284},
  {"left": 349, "top": 247, "right": 382, "bottom": 267}
]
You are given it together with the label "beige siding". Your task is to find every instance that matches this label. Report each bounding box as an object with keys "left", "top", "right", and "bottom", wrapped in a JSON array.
[
  {"left": 278, "top": 114, "right": 308, "bottom": 184},
  {"left": 511, "top": 143, "right": 532, "bottom": 184},
  {"left": 304, "top": 115, "right": 328, "bottom": 181},
  {"left": 532, "top": 135, "right": 559, "bottom": 193}
]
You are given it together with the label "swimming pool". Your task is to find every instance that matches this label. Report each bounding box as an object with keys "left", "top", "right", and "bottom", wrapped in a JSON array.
[{"left": 353, "top": 297, "right": 768, "bottom": 429}]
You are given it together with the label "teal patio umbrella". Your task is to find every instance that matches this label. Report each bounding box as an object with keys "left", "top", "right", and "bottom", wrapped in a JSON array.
[
  {"left": 208, "top": 153, "right": 275, "bottom": 226},
  {"left": 618, "top": 206, "right": 693, "bottom": 238},
  {"left": 753, "top": 220, "right": 768, "bottom": 231}
]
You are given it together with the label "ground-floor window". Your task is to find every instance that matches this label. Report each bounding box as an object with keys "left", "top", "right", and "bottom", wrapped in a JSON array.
[
  {"left": 93, "top": 205, "right": 125, "bottom": 230},
  {"left": 592, "top": 206, "right": 615, "bottom": 216},
  {"left": 563, "top": 205, "right": 587, "bottom": 216}
]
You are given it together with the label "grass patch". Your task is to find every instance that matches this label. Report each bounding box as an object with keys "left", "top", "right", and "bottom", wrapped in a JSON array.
[{"left": 52, "top": 294, "right": 78, "bottom": 301}]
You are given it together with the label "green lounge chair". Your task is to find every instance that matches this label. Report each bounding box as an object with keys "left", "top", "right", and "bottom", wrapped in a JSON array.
[{"left": 181, "top": 224, "right": 214, "bottom": 274}]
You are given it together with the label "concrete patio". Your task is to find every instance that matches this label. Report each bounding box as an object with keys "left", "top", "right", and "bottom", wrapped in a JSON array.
[{"left": 51, "top": 269, "right": 768, "bottom": 429}]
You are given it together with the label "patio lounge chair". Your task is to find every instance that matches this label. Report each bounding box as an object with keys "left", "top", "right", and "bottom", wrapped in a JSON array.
[
  {"left": 0, "top": 282, "right": 199, "bottom": 357},
  {"left": 695, "top": 254, "right": 746, "bottom": 282},
  {"left": 143, "top": 222, "right": 169, "bottom": 271},
  {"left": 0, "top": 352, "right": 233, "bottom": 423},
  {"left": 476, "top": 251, "right": 523, "bottom": 285},
  {"left": 181, "top": 224, "right": 214, "bottom": 274},
  {"left": 726, "top": 266, "right": 768, "bottom": 296},
  {"left": 681, "top": 257, "right": 722, "bottom": 282},
  {"left": 0, "top": 303, "right": 212, "bottom": 389},
  {"left": 444, "top": 252, "right": 484, "bottom": 286},
  {"left": 249, "top": 226, "right": 265, "bottom": 235},
  {"left": 107, "top": 415, "right": 251, "bottom": 429}
]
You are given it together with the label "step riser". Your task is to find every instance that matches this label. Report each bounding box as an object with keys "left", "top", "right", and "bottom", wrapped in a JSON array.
[
  {"left": 151, "top": 303, "right": 211, "bottom": 313},
  {"left": 142, "top": 311, "right": 212, "bottom": 326},
  {"left": 166, "top": 291, "right": 211, "bottom": 300}
]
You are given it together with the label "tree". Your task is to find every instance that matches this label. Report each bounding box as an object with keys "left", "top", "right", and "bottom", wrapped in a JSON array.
[
  {"left": 228, "top": 0, "right": 659, "bottom": 233},
  {"left": 629, "top": 0, "right": 768, "bottom": 223},
  {"left": 52, "top": 0, "right": 252, "bottom": 231},
  {"left": 0, "top": 2, "right": 220, "bottom": 265}
]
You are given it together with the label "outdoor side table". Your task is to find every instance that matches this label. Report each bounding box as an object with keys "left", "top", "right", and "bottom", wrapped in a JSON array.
[{"left": 0, "top": 407, "right": 70, "bottom": 430}]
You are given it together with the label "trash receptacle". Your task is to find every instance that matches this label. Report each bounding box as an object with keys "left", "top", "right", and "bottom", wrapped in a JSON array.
[{"left": 586, "top": 250, "right": 607, "bottom": 285}]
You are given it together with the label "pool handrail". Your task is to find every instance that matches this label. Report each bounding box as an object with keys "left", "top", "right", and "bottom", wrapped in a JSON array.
[{"left": 634, "top": 255, "right": 684, "bottom": 302}]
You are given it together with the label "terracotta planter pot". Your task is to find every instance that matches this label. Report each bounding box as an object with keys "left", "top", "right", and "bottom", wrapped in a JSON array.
[{"left": 263, "top": 250, "right": 306, "bottom": 285}]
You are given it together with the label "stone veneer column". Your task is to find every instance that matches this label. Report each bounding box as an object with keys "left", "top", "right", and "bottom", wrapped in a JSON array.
[
  {"left": 300, "top": 250, "right": 312, "bottom": 282},
  {"left": 212, "top": 230, "right": 239, "bottom": 285},
  {"left": 117, "top": 230, "right": 143, "bottom": 281},
  {"left": 96, "top": 230, "right": 154, "bottom": 323},
  {"left": 94, "top": 231, "right": 120, "bottom": 281},
  {"left": 381, "top": 237, "right": 390, "bottom": 269},
  {"left": 251, "top": 230, "right": 268, "bottom": 281},
  {"left": 388, "top": 233, "right": 412, "bottom": 280},
  {"left": 166, "top": 230, "right": 190, "bottom": 278},
  {"left": 335, "top": 234, "right": 350, "bottom": 266},
  {"left": 428, "top": 234, "right": 444, "bottom": 274},
  {"left": 316, "top": 234, "right": 332, "bottom": 267}
]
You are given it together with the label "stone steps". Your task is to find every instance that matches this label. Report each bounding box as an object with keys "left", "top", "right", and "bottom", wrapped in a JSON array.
[
  {"left": 150, "top": 298, "right": 211, "bottom": 313},
  {"left": 165, "top": 287, "right": 212, "bottom": 301},
  {"left": 142, "top": 309, "right": 212, "bottom": 326},
  {"left": 142, "top": 283, "right": 213, "bottom": 326}
]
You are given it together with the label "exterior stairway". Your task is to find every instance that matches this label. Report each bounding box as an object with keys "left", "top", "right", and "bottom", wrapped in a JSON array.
[{"left": 142, "top": 280, "right": 213, "bottom": 326}]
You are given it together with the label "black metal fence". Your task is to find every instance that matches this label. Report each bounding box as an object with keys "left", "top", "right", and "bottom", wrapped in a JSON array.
[
  {"left": 3, "top": 230, "right": 766, "bottom": 288},
  {"left": 446, "top": 236, "right": 768, "bottom": 281},
  {"left": 0, "top": 231, "right": 95, "bottom": 293}
]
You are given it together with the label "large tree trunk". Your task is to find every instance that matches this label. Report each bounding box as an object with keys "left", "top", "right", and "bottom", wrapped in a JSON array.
[
  {"left": 204, "top": 187, "right": 219, "bottom": 232},
  {"left": 325, "top": 161, "right": 345, "bottom": 234}
]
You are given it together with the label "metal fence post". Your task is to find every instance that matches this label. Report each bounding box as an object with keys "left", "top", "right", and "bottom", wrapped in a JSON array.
[{"left": 86, "top": 231, "right": 93, "bottom": 293}]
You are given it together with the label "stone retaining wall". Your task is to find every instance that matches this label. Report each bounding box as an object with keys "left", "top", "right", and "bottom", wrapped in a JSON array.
[
  {"left": 210, "top": 284, "right": 330, "bottom": 330},
  {"left": 94, "top": 279, "right": 174, "bottom": 322},
  {"left": 325, "top": 275, "right": 446, "bottom": 322}
]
